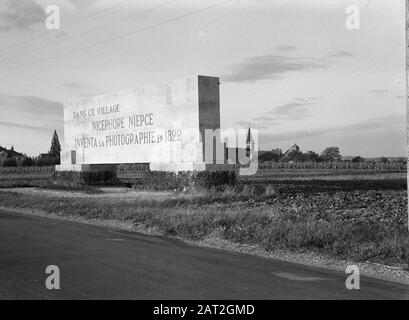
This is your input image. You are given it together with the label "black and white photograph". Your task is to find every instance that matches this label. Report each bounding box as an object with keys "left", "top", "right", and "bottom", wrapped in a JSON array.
[{"left": 0, "top": 0, "right": 408, "bottom": 308}]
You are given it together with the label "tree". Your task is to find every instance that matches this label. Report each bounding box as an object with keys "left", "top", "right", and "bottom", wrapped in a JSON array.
[
  {"left": 379, "top": 156, "right": 389, "bottom": 164},
  {"left": 258, "top": 151, "right": 281, "bottom": 162},
  {"left": 352, "top": 156, "right": 364, "bottom": 163},
  {"left": 7, "top": 146, "right": 14, "bottom": 158},
  {"left": 320, "top": 147, "right": 341, "bottom": 162},
  {"left": 303, "top": 151, "right": 320, "bottom": 162},
  {"left": 3, "top": 157, "right": 17, "bottom": 167},
  {"left": 21, "top": 157, "right": 34, "bottom": 167},
  {"left": 49, "top": 130, "right": 61, "bottom": 157},
  {"left": 35, "top": 155, "right": 60, "bottom": 167}
]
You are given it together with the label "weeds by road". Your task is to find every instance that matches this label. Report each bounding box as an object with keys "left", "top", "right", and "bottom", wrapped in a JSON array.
[{"left": 0, "top": 177, "right": 407, "bottom": 268}]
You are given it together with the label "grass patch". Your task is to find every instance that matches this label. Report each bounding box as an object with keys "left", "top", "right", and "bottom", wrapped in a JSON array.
[
  {"left": 38, "top": 181, "right": 103, "bottom": 194},
  {"left": 0, "top": 181, "right": 407, "bottom": 267},
  {"left": 0, "top": 179, "right": 47, "bottom": 188}
]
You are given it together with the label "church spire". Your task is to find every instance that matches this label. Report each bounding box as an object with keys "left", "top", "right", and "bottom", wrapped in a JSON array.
[{"left": 246, "top": 124, "right": 252, "bottom": 144}]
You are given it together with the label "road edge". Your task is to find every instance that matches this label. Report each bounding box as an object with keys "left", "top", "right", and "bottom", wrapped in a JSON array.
[{"left": 1, "top": 205, "right": 408, "bottom": 286}]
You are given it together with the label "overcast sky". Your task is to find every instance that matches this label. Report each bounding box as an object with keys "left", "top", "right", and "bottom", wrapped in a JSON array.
[{"left": 0, "top": 0, "right": 406, "bottom": 157}]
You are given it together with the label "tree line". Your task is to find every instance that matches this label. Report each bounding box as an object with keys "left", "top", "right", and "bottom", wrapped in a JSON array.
[
  {"left": 1, "top": 130, "right": 61, "bottom": 167},
  {"left": 259, "top": 146, "right": 397, "bottom": 164}
]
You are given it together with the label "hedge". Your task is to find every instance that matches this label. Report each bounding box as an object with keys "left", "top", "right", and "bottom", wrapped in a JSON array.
[
  {"left": 50, "top": 170, "right": 236, "bottom": 191},
  {"left": 132, "top": 170, "right": 237, "bottom": 191}
]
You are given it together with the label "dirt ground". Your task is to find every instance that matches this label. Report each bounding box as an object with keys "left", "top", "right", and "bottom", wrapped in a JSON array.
[{"left": 0, "top": 186, "right": 190, "bottom": 201}]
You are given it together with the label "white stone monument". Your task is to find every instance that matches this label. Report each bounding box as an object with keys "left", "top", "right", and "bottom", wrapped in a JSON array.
[{"left": 57, "top": 75, "right": 225, "bottom": 172}]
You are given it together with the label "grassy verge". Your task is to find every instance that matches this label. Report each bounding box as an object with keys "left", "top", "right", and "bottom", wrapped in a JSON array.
[
  {"left": 0, "top": 179, "right": 46, "bottom": 188},
  {"left": 0, "top": 179, "right": 407, "bottom": 267},
  {"left": 38, "top": 180, "right": 103, "bottom": 194}
]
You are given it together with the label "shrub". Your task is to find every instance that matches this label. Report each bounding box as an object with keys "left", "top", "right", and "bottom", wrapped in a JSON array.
[
  {"left": 54, "top": 171, "right": 82, "bottom": 184},
  {"left": 193, "top": 171, "right": 236, "bottom": 190},
  {"left": 35, "top": 155, "right": 60, "bottom": 166},
  {"left": 80, "top": 171, "right": 117, "bottom": 185},
  {"left": 3, "top": 158, "right": 17, "bottom": 167},
  {"left": 132, "top": 170, "right": 237, "bottom": 191},
  {"left": 132, "top": 171, "right": 188, "bottom": 191},
  {"left": 46, "top": 170, "right": 117, "bottom": 191},
  {"left": 21, "top": 157, "right": 35, "bottom": 167},
  {"left": 39, "top": 180, "right": 101, "bottom": 193}
]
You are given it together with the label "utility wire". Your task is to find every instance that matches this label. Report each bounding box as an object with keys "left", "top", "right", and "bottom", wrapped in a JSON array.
[
  {"left": 0, "top": 0, "right": 133, "bottom": 55},
  {"left": 0, "top": 0, "right": 177, "bottom": 65},
  {"left": 0, "top": 0, "right": 233, "bottom": 76}
]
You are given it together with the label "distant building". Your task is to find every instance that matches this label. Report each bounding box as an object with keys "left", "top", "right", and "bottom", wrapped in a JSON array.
[
  {"left": 365, "top": 157, "right": 406, "bottom": 163},
  {"left": 246, "top": 126, "right": 255, "bottom": 159},
  {"left": 0, "top": 146, "right": 27, "bottom": 166},
  {"left": 35, "top": 153, "right": 51, "bottom": 161},
  {"left": 282, "top": 143, "right": 300, "bottom": 157},
  {"left": 225, "top": 126, "right": 255, "bottom": 164},
  {"left": 258, "top": 149, "right": 282, "bottom": 163},
  {"left": 271, "top": 148, "right": 282, "bottom": 155},
  {"left": 0, "top": 151, "right": 8, "bottom": 164}
]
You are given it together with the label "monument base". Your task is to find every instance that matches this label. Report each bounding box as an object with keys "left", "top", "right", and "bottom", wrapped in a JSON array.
[
  {"left": 55, "top": 164, "right": 117, "bottom": 172},
  {"left": 56, "top": 162, "right": 238, "bottom": 173},
  {"left": 149, "top": 162, "right": 206, "bottom": 172},
  {"left": 149, "top": 163, "right": 239, "bottom": 172}
]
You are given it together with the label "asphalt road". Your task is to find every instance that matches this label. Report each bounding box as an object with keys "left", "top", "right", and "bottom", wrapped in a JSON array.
[{"left": 0, "top": 209, "right": 408, "bottom": 299}]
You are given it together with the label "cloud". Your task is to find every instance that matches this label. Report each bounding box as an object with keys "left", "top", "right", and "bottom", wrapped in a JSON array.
[
  {"left": 369, "top": 89, "right": 389, "bottom": 95},
  {"left": 259, "top": 114, "right": 404, "bottom": 142},
  {"left": 268, "top": 96, "right": 322, "bottom": 120},
  {"left": 0, "top": 0, "right": 45, "bottom": 31},
  {"left": 275, "top": 45, "right": 297, "bottom": 51},
  {"left": 0, "top": 94, "right": 63, "bottom": 133},
  {"left": 0, "top": 120, "right": 51, "bottom": 133},
  {"left": 258, "top": 114, "right": 406, "bottom": 157},
  {"left": 62, "top": 82, "right": 84, "bottom": 89},
  {"left": 328, "top": 50, "right": 354, "bottom": 58},
  {"left": 222, "top": 54, "right": 326, "bottom": 83},
  {"left": 234, "top": 121, "right": 250, "bottom": 127},
  {"left": 55, "top": 31, "right": 69, "bottom": 39},
  {"left": 253, "top": 115, "right": 275, "bottom": 122},
  {"left": 250, "top": 116, "right": 278, "bottom": 129},
  {"left": 67, "top": 0, "right": 99, "bottom": 9},
  {"left": 0, "top": 95, "right": 64, "bottom": 155},
  {"left": 80, "top": 92, "right": 98, "bottom": 98}
]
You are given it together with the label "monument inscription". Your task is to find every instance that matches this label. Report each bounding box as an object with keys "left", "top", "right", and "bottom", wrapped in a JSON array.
[{"left": 58, "top": 75, "right": 221, "bottom": 172}]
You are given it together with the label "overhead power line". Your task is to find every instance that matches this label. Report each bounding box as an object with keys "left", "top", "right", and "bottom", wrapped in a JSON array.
[
  {"left": 0, "top": 0, "right": 177, "bottom": 65},
  {"left": 0, "top": 0, "right": 234, "bottom": 76},
  {"left": 0, "top": 0, "right": 133, "bottom": 55}
]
